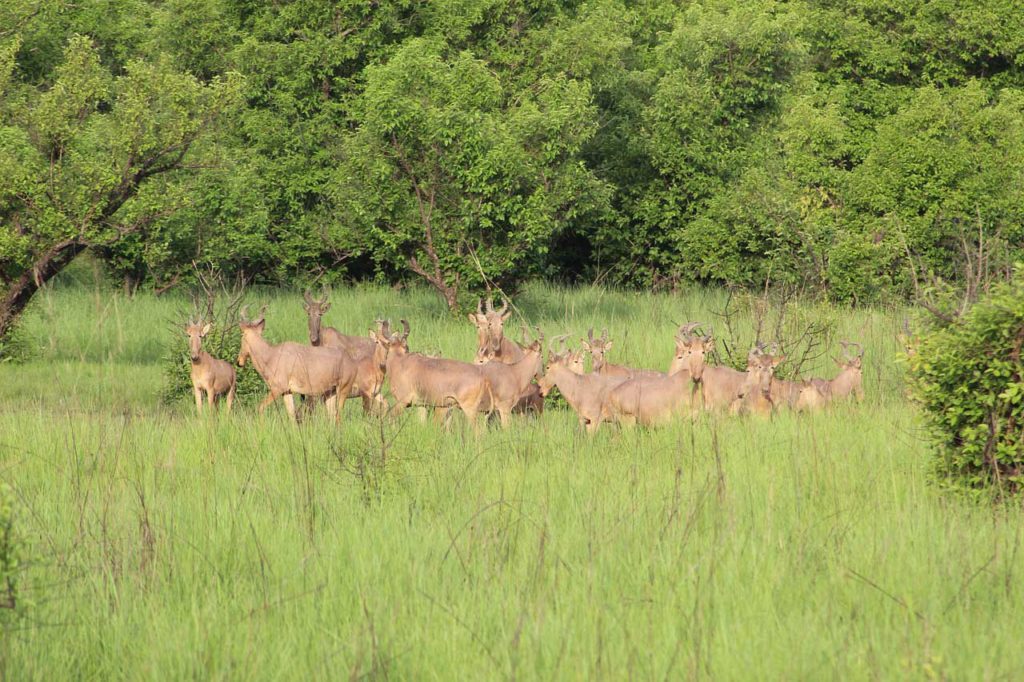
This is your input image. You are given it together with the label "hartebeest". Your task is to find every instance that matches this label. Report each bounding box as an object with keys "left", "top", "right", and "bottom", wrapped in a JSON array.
[
  {"left": 793, "top": 380, "right": 830, "bottom": 412},
  {"left": 581, "top": 328, "right": 661, "bottom": 379},
  {"left": 237, "top": 306, "right": 358, "bottom": 423},
  {"left": 729, "top": 346, "right": 783, "bottom": 416},
  {"left": 185, "top": 319, "right": 236, "bottom": 415},
  {"left": 810, "top": 341, "right": 864, "bottom": 402},
  {"left": 468, "top": 296, "right": 523, "bottom": 362},
  {"left": 303, "top": 290, "right": 376, "bottom": 357},
  {"left": 376, "top": 320, "right": 492, "bottom": 429},
  {"left": 475, "top": 328, "right": 545, "bottom": 427},
  {"left": 603, "top": 328, "right": 710, "bottom": 427},
  {"left": 537, "top": 339, "right": 627, "bottom": 433}
]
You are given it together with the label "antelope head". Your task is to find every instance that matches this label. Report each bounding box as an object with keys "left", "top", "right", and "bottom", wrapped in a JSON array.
[
  {"left": 302, "top": 290, "right": 331, "bottom": 346},
  {"left": 580, "top": 328, "right": 612, "bottom": 370},
  {"left": 738, "top": 344, "right": 784, "bottom": 402},
  {"left": 670, "top": 322, "right": 712, "bottom": 379},
  {"left": 468, "top": 296, "right": 512, "bottom": 355},
  {"left": 538, "top": 333, "right": 570, "bottom": 395},
  {"left": 836, "top": 340, "right": 864, "bottom": 371},
  {"left": 236, "top": 304, "right": 267, "bottom": 367},
  {"left": 184, "top": 318, "right": 212, "bottom": 363}
]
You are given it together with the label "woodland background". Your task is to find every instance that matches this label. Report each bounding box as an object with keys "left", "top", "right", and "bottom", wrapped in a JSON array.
[{"left": 2, "top": 0, "right": 1023, "bottom": 330}]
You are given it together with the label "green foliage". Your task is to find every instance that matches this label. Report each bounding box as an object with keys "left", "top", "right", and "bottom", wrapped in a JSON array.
[
  {"left": 907, "top": 267, "right": 1024, "bottom": 496},
  {"left": 332, "top": 37, "right": 607, "bottom": 307}
]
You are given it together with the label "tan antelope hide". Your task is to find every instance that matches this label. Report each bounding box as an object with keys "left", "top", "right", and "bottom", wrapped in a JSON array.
[
  {"left": 729, "top": 346, "right": 783, "bottom": 416},
  {"left": 603, "top": 329, "right": 709, "bottom": 427},
  {"left": 185, "top": 319, "right": 236, "bottom": 414},
  {"left": 581, "top": 328, "right": 664, "bottom": 379},
  {"left": 303, "top": 290, "right": 376, "bottom": 356},
  {"left": 237, "top": 306, "right": 358, "bottom": 423},
  {"left": 537, "top": 340, "right": 628, "bottom": 434},
  {"left": 810, "top": 340, "right": 864, "bottom": 402},
  {"left": 467, "top": 296, "right": 523, "bottom": 362},
  {"left": 376, "top": 320, "right": 492, "bottom": 429},
  {"left": 475, "top": 328, "right": 545, "bottom": 427}
]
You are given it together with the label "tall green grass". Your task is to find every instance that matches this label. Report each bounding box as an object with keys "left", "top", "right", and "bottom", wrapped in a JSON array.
[{"left": 0, "top": 280, "right": 1020, "bottom": 680}]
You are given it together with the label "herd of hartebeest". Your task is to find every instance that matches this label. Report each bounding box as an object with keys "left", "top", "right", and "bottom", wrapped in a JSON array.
[{"left": 184, "top": 292, "right": 865, "bottom": 431}]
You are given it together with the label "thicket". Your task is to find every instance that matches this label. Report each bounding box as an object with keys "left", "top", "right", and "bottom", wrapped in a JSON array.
[
  {"left": 2, "top": 0, "right": 1024, "bottom": 326},
  {"left": 907, "top": 267, "right": 1024, "bottom": 498}
]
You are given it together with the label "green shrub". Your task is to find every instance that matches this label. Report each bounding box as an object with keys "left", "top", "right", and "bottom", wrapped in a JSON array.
[
  {"left": 160, "top": 304, "right": 265, "bottom": 408},
  {"left": 907, "top": 267, "right": 1024, "bottom": 497}
]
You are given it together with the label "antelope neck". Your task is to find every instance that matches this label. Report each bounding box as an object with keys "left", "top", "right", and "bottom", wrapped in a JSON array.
[{"left": 244, "top": 333, "right": 275, "bottom": 377}]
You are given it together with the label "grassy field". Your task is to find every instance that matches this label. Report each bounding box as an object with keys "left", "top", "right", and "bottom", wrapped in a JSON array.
[{"left": 0, "top": 276, "right": 1021, "bottom": 680}]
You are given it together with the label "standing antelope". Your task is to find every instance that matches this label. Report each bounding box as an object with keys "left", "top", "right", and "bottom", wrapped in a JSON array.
[
  {"left": 729, "top": 346, "right": 783, "bottom": 416},
  {"left": 475, "top": 328, "right": 545, "bottom": 427},
  {"left": 237, "top": 306, "right": 358, "bottom": 423},
  {"left": 468, "top": 296, "right": 523, "bottom": 362},
  {"left": 376, "top": 320, "right": 492, "bottom": 429},
  {"left": 537, "top": 337, "right": 628, "bottom": 434},
  {"left": 303, "top": 290, "right": 376, "bottom": 357},
  {"left": 581, "top": 328, "right": 661, "bottom": 379},
  {"left": 185, "top": 319, "right": 236, "bottom": 415},
  {"left": 810, "top": 341, "right": 864, "bottom": 402},
  {"left": 603, "top": 327, "right": 711, "bottom": 427}
]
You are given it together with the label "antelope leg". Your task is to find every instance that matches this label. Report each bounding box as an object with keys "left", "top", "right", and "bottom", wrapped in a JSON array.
[
  {"left": 193, "top": 387, "right": 203, "bottom": 415},
  {"left": 283, "top": 394, "right": 298, "bottom": 423},
  {"left": 225, "top": 383, "right": 235, "bottom": 413},
  {"left": 257, "top": 391, "right": 277, "bottom": 415}
]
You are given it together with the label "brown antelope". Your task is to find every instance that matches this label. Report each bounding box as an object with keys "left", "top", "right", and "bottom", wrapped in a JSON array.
[
  {"left": 475, "top": 323, "right": 548, "bottom": 413},
  {"left": 581, "top": 328, "right": 661, "bottom": 379},
  {"left": 303, "top": 290, "right": 376, "bottom": 357},
  {"left": 475, "top": 328, "right": 545, "bottom": 427},
  {"left": 467, "top": 296, "right": 523, "bottom": 362},
  {"left": 376, "top": 320, "right": 492, "bottom": 429},
  {"left": 810, "top": 341, "right": 864, "bottom": 402},
  {"left": 237, "top": 306, "right": 358, "bottom": 423},
  {"left": 537, "top": 340, "right": 627, "bottom": 434},
  {"left": 793, "top": 380, "right": 830, "bottom": 412},
  {"left": 603, "top": 329, "right": 710, "bottom": 427},
  {"left": 185, "top": 319, "right": 236, "bottom": 414},
  {"left": 696, "top": 335, "right": 748, "bottom": 411},
  {"left": 729, "top": 346, "right": 783, "bottom": 416}
]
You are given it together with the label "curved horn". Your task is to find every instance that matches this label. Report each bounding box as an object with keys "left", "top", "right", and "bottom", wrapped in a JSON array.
[
  {"left": 601, "top": 328, "right": 609, "bottom": 343},
  {"left": 318, "top": 288, "right": 329, "bottom": 305},
  {"left": 239, "top": 305, "right": 250, "bottom": 323},
  {"left": 848, "top": 341, "right": 864, "bottom": 357},
  {"left": 380, "top": 319, "right": 392, "bottom": 338},
  {"left": 676, "top": 322, "right": 701, "bottom": 340},
  {"left": 485, "top": 296, "right": 495, "bottom": 313},
  {"left": 497, "top": 297, "right": 509, "bottom": 315},
  {"left": 303, "top": 290, "right": 314, "bottom": 305},
  {"left": 476, "top": 298, "right": 483, "bottom": 315},
  {"left": 400, "top": 319, "right": 410, "bottom": 340},
  {"left": 550, "top": 334, "right": 569, "bottom": 353},
  {"left": 255, "top": 304, "right": 268, "bottom": 323},
  {"left": 587, "top": 328, "right": 595, "bottom": 342},
  {"left": 534, "top": 326, "right": 545, "bottom": 346}
]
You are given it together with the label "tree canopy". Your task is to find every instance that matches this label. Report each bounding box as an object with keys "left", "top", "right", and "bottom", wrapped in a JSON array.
[{"left": 2, "top": 0, "right": 1023, "bottom": 324}]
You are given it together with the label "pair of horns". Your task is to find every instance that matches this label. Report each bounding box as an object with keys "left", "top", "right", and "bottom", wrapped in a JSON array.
[
  {"left": 303, "top": 289, "right": 329, "bottom": 306},
  {"left": 675, "top": 321, "right": 709, "bottom": 342},
  {"left": 586, "top": 328, "right": 610, "bottom": 344},
  {"left": 239, "top": 304, "right": 267, "bottom": 324},
  {"left": 375, "top": 319, "right": 410, "bottom": 341},
  {"left": 476, "top": 296, "right": 509, "bottom": 315},
  {"left": 839, "top": 340, "right": 864, "bottom": 359}
]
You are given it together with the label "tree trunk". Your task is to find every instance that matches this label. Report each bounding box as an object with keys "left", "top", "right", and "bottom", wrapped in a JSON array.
[{"left": 0, "top": 240, "right": 86, "bottom": 344}]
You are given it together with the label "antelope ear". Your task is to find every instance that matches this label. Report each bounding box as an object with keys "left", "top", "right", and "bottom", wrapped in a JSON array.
[
  {"left": 605, "top": 341, "right": 613, "bottom": 351},
  {"left": 772, "top": 354, "right": 785, "bottom": 367},
  {"left": 501, "top": 309, "right": 512, "bottom": 322},
  {"left": 322, "top": 302, "right": 331, "bottom": 313},
  {"left": 467, "top": 313, "right": 479, "bottom": 324},
  {"left": 255, "top": 319, "right": 266, "bottom": 333},
  {"left": 580, "top": 340, "right": 591, "bottom": 351},
  {"left": 201, "top": 323, "right": 212, "bottom": 336}
]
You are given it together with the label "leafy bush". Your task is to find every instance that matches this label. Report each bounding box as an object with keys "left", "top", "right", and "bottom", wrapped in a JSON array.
[
  {"left": 907, "top": 267, "right": 1024, "bottom": 497},
  {"left": 160, "top": 296, "right": 265, "bottom": 408}
]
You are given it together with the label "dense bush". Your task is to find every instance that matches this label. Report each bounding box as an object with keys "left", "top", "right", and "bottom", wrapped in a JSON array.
[{"left": 907, "top": 267, "right": 1024, "bottom": 497}]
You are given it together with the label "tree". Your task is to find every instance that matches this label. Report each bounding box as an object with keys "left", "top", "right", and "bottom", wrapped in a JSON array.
[
  {"left": 331, "top": 38, "right": 607, "bottom": 310},
  {"left": 0, "top": 35, "right": 240, "bottom": 342}
]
